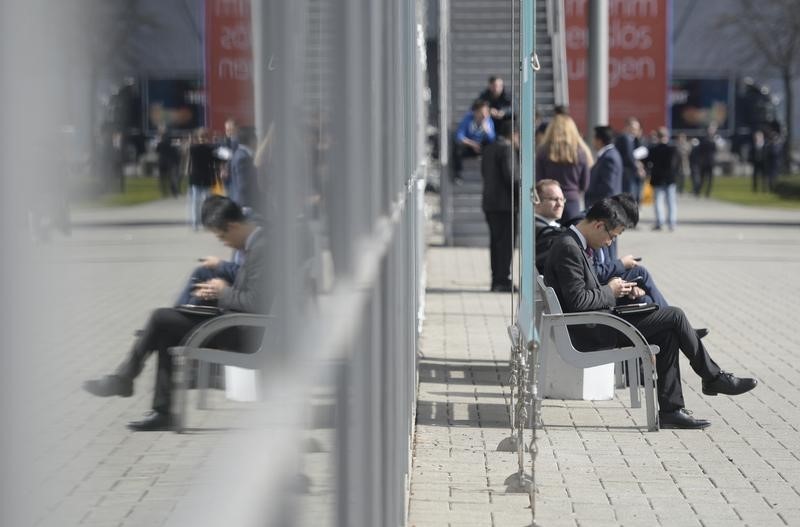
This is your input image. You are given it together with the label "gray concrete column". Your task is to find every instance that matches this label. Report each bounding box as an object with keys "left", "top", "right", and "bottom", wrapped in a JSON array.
[{"left": 587, "top": 0, "right": 608, "bottom": 134}]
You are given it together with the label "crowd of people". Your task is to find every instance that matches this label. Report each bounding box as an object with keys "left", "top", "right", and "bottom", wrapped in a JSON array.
[
  {"left": 150, "top": 118, "right": 268, "bottom": 230},
  {"left": 469, "top": 75, "right": 759, "bottom": 429}
]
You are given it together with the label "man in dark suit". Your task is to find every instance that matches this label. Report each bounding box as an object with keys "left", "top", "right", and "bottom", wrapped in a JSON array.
[
  {"left": 84, "top": 196, "right": 271, "bottom": 431},
  {"left": 534, "top": 179, "right": 566, "bottom": 271},
  {"left": 585, "top": 125, "right": 622, "bottom": 210},
  {"left": 542, "top": 198, "right": 757, "bottom": 429},
  {"left": 615, "top": 117, "right": 644, "bottom": 203},
  {"left": 481, "top": 121, "right": 516, "bottom": 292}
]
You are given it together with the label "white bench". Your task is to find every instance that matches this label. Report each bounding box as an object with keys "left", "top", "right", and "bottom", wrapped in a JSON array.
[
  {"left": 170, "top": 313, "right": 273, "bottom": 433},
  {"left": 535, "top": 275, "right": 660, "bottom": 431}
]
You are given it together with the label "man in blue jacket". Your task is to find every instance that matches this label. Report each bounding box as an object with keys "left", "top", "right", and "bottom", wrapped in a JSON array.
[{"left": 452, "top": 99, "right": 495, "bottom": 183}]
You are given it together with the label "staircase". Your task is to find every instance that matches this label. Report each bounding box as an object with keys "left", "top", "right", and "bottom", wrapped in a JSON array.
[{"left": 444, "top": 0, "right": 567, "bottom": 246}]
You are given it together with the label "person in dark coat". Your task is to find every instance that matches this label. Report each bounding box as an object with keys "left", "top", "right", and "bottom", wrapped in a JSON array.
[
  {"left": 542, "top": 198, "right": 757, "bottom": 429},
  {"left": 156, "top": 126, "right": 180, "bottom": 198},
  {"left": 645, "top": 127, "right": 679, "bottom": 230},
  {"left": 535, "top": 113, "right": 593, "bottom": 223},
  {"left": 186, "top": 128, "right": 216, "bottom": 230},
  {"left": 585, "top": 125, "right": 622, "bottom": 210},
  {"left": 477, "top": 76, "right": 513, "bottom": 130},
  {"left": 228, "top": 127, "right": 260, "bottom": 211},
  {"left": 481, "top": 121, "right": 517, "bottom": 292},
  {"left": 691, "top": 123, "right": 718, "bottom": 198},
  {"left": 615, "top": 117, "right": 645, "bottom": 202}
]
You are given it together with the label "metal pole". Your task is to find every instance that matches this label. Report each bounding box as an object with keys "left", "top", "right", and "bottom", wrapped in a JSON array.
[
  {"left": 587, "top": 0, "right": 609, "bottom": 133},
  {"left": 519, "top": 0, "right": 535, "bottom": 321}
]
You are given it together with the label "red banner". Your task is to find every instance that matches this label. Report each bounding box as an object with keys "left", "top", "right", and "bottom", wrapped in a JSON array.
[
  {"left": 564, "top": 0, "right": 669, "bottom": 135},
  {"left": 204, "top": 0, "right": 255, "bottom": 134}
]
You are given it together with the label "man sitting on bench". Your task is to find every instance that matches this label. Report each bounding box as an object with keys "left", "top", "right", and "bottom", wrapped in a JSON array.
[
  {"left": 542, "top": 197, "right": 757, "bottom": 429},
  {"left": 83, "top": 196, "right": 270, "bottom": 431}
]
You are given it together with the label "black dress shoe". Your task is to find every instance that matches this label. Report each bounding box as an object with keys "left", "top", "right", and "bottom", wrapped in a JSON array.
[
  {"left": 127, "top": 411, "right": 172, "bottom": 432},
  {"left": 696, "top": 328, "right": 709, "bottom": 339},
  {"left": 702, "top": 371, "right": 757, "bottom": 396},
  {"left": 659, "top": 408, "right": 711, "bottom": 429},
  {"left": 83, "top": 375, "right": 133, "bottom": 397}
]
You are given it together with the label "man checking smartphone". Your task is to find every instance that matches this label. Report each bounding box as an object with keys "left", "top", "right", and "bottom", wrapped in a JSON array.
[
  {"left": 542, "top": 197, "right": 757, "bottom": 429},
  {"left": 83, "top": 196, "right": 270, "bottom": 431}
]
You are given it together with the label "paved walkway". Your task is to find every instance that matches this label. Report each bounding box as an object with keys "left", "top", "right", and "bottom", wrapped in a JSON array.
[
  {"left": 409, "top": 194, "right": 800, "bottom": 526},
  {"left": 17, "top": 192, "right": 800, "bottom": 527},
  {"left": 26, "top": 199, "right": 262, "bottom": 527}
]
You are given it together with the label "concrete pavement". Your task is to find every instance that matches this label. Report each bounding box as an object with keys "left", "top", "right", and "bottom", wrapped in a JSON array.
[
  {"left": 26, "top": 199, "right": 269, "bottom": 527},
  {"left": 409, "top": 193, "right": 800, "bottom": 526},
  {"left": 17, "top": 190, "right": 800, "bottom": 527}
]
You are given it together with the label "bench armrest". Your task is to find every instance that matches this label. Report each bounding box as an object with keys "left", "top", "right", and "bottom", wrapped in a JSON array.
[
  {"left": 556, "top": 312, "right": 654, "bottom": 352},
  {"left": 177, "top": 313, "right": 274, "bottom": 352}
]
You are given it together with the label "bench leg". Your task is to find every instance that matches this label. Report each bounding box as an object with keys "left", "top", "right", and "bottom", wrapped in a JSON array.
[
  {"left": 171, "top": 350, "right": 189, "bottom": 433},
  {"left": 615, "top": 362, "right": 626, "bottom": 389},
  {"left": 628, "top": 359, "right": 642, "bottom": 409},
  {"left": 642, "top": 355, "right": 658, "bottom": 432},
  {"left": 197, "top": 360, "right": 209, "bottom": 409}
]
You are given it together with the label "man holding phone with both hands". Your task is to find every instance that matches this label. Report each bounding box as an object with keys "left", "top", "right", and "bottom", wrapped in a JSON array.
[
  {"left": 83, "top": 196, "right": 270, "bottom": 431},
  {"left": 542, "top": 197, "right": 757, "bottom": 429}
]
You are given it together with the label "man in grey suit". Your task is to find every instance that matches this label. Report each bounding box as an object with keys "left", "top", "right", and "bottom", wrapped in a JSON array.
[
  {"left": 585, "top": 125, "right": 622, "bottom": 210},
  {"left": 84, "top": 196, "right": 271, "bottom": 431},
  {"left": 543, "top": 198, "right": 756, "bottom": 429}
]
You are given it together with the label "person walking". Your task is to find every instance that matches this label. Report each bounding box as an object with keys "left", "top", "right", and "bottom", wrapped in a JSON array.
[
  {"left": 535, "top": 113, "right": 593, "bottom": 224},
  {"left": 186, "top": 128, "right": 216, "bottom": 230},
  {"left": 646, "top": 127, "right": 679, "bottom": 230},
  {"left": 692, "top": 123, "right": 718, "bottom": 198},
  {"left": 156, "top": 126, "right": 180, "bottom": 198}
]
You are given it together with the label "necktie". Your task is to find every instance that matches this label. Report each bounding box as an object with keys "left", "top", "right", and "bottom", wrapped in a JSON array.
[{"left": 585, "top": 247, "right": 594, "bottom": 260}]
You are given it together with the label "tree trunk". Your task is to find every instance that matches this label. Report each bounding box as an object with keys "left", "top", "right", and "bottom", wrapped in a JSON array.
[{"left": 783, "top": 71, "right": 794, "bottom": 173}]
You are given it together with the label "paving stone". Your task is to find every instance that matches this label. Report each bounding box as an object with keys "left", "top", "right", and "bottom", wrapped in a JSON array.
[{"left": 411, "top": 197, "right": 800, "bottom": 525}]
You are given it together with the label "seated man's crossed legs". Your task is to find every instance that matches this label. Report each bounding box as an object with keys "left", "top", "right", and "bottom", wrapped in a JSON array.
[{"left": 624, "top": 305, "right": 756, "bottom": 429}]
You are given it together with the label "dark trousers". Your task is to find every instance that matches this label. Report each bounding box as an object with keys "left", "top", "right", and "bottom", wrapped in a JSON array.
[
  {"left": 159, "top": 165, "right": 179, "bottom": 197},
  {"left": 694, "top": 165, "right": 714, "bottom": 197},
  {"left": 484, "top": 211, "right": 513, "bottom": 287},
  {"left": 625, "top": 306, "right": 721, "bottom": 413},
  {"left": 452, "top": 140, "right": 479, "bottom": 179},
  {"left": 752, "top": 162, "right": 765, "bottom": 192},
  {"left": 114, "top": 308, "right": 239, "bottom": 414}
]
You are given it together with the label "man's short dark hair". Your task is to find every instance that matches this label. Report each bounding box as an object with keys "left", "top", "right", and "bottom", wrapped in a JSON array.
[
  {"left": 610, "top": 193, "right": 639, "bottom": 227},
  {"left": 585, "top": 197, "right": 630, "bottom": 230},
  {"left": 593, "top": 125, "right": 615, "bottom": 145},
  {"left": 471, "top": 99, "right": 490, "bottom": 111},
  {"left": 201, "top": 196, "right": 246, "bottom": 231},
  {"left": 488, "top": 76, "right": 498, "bottom": 84}
]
